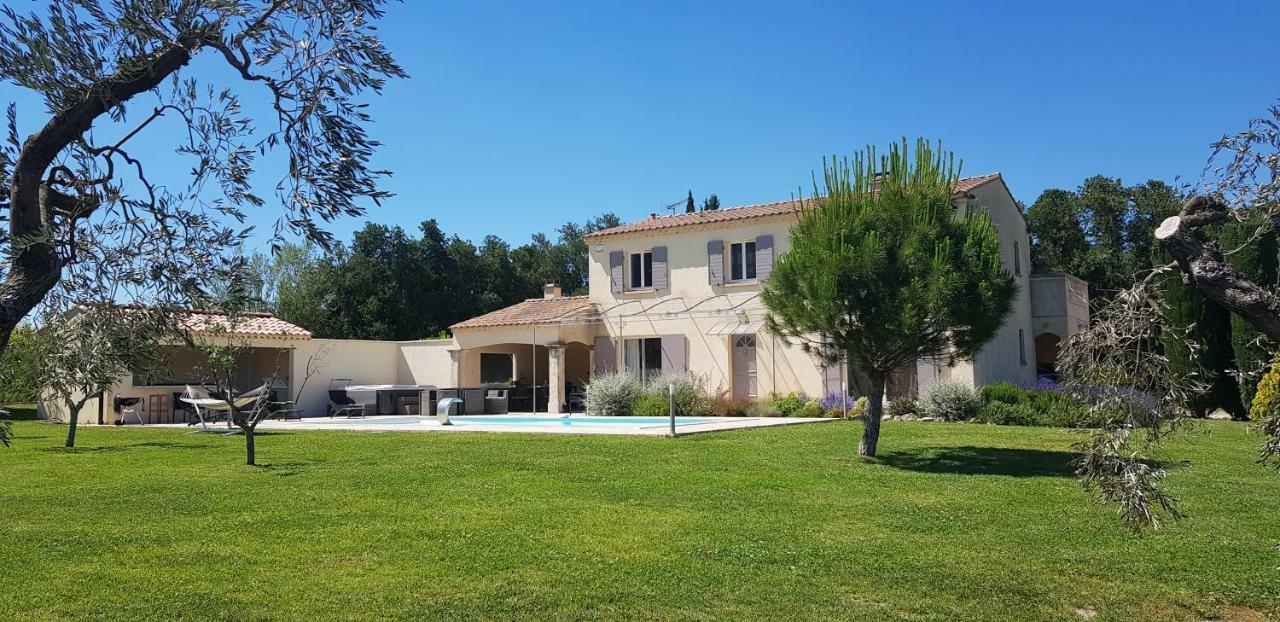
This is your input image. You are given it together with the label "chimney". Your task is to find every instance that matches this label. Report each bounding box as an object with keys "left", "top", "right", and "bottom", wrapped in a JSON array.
[{"left": 543, "top": 283, "right": 562, "bottom": 299}]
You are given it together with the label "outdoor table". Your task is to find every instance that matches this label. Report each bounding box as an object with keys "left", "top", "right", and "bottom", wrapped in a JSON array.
[{"left": 341, "top": 384, "right": 437, "bottom": 416}]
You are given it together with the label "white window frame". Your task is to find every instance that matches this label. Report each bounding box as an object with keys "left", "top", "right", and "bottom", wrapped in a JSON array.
[
  {"left": 629, "top": 250, "right": 653, "bottom": 290},
  {"left": 728, "top": 240, "right": 757, "bottom": 283}
]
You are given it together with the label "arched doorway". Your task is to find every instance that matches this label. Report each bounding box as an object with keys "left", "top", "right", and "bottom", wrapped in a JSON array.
[{"left": 1034, "top": 333, "right": 1062, "bottom": 377}]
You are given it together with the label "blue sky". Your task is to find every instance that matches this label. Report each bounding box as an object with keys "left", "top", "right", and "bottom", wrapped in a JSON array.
[{"left": 5, "top": 0, "right": 1279, "bottom": 247}]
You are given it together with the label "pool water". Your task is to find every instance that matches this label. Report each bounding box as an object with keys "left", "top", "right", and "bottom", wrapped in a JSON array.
[{"left": 332, "top": 415, "right": 718, "bottom": 427}]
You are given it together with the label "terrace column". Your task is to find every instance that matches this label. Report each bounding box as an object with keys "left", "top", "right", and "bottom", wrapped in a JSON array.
[
  {"left": 547, "top": 343, "right": 565, "bottom": 414},
  {"left": 448, "top": 349, "right": 461, "bottom": 388}
]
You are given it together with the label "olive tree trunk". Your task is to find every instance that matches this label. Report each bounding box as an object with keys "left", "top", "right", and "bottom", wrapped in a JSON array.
[
  {"left": 244, "top": 428, "right": 255, "bottom": 466},
  {"left": 859, "top": 371, "right": 886, "bottom": 457}
]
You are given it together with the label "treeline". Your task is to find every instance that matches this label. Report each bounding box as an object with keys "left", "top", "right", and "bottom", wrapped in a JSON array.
[
  {"left": 247, "top": 214, "right": 620, "bottom": 341},
  {"left": 1028, "top": 175, "right": 1273, "bottom": 419}
]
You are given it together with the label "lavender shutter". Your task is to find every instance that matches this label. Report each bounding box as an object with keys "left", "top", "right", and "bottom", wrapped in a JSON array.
[
  {"left": 707, "top": 240, "right": 724, "bottom": 286},
  {"left": 651, "top": 246, "right": 668, "bottom": 290},
  {"left": 755, "top": 234, "right": 774, "bottom": 281},
  {"left": 594, "top": 336, "right": 617, "bottom": 374},
  {"left": 609, "top": 251, "right": 624, "bottom": 293},
  {"left": 660, "top": 335, "right": 686, "bottom": 373}
]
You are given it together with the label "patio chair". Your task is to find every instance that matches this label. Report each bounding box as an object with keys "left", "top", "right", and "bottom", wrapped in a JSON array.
[{"left": 328, "top": 379, "right": 365, "bottom": 418}]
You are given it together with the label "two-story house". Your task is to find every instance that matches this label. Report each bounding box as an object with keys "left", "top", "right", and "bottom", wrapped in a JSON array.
[{"left": 445, "top": 172, "right": 1090, "bottom": 413}]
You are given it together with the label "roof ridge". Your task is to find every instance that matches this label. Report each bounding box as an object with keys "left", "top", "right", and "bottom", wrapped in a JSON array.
[{"left": 585, "top": 172, "right": 1002, "bottom": 239}]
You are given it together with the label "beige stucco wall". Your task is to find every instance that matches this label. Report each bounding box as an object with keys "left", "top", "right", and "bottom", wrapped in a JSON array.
[
  {"left": 290, "top": 338, "right": 400, "bottom": 418},
  {"left": 962, "top": 180, "right": 1037, "bottom": 388},
  {"left": 397, "top": 339, "right": 456, "bottom": 385},
  {"left": 586, "top": 215, "right": 828, "bottom": 398}
]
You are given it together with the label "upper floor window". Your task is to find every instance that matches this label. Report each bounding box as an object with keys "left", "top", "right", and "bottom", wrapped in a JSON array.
[
  {"left": 1014, "top": 241, "right": 1022, "bottom": 276},
  {"left": 729, "top": 241, "right": 756, "bottom": 282},
  {"left": 629, "top": 251, "right": 653, "bottom": 289}
]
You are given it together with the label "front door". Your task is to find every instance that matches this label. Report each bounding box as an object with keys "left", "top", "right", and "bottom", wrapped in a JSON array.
[{"left": 732, "top": 335, "right": 757, "bottom": 400}]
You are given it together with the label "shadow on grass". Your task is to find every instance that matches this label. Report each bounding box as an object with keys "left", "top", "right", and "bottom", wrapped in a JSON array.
[
  {"left": 873, "top": 446, "right": 1080, "bottom": 478},
  {"left": 254, "top": 458, "right": 326, "bottom": 476},
  {"left": 39, "top": 440, "right": 221, "bottom": 454}
]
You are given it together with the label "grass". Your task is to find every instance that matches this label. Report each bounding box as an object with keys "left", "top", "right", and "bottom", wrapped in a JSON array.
[{"left": 0, "top": 419, "right": 1277, "bottom": 621}]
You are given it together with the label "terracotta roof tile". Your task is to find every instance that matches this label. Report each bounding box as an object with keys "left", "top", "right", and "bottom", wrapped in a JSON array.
[
  {"left": 175, "top": 310, "right": 312, "bottom": 339},
  {"left": 586, "top": 172, "right": 1003, "bottom": 239},
  {"left": 451, "top": 296, "right": 598, "bottom": 329}
]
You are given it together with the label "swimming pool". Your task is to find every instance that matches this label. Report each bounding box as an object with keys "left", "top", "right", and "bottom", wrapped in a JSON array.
[
  {"left": 256, "top": 413, "right": 836, "bottom": 436},
  {"left": 322, "top": 415, "right": 717, "bottom": 427}
]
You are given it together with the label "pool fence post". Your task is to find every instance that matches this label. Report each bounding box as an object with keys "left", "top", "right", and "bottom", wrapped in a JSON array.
[{"left": 668, "top": 382, "right": 676, "bottom": 438}]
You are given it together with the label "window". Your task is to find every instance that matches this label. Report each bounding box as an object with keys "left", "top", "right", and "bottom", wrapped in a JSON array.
[
  {"left": 623, "top": 337, "right": 663, "bottom": 380},
  {"left": 729, "top": 241, "right": 756, "bottom": 282},
  {"left": 480, "top": 353, "right": 514, "bottom": 385},
  {"left": 1019, "top": 329, "right": 1027, "bottom": 366},
  {"left": 1014, "top": 241, "right": 1022, "bottom": 276},
  {"left": 629, "top": 251, "right": 653, "bottom": 289}
]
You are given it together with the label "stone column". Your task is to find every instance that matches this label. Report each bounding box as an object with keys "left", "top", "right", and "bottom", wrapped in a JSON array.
[
  {"left": 547, "top": 343, "right": 565, "bottom": 414},
  {"left": 448, "top": 349, "right": 461, "bottom": 388}
]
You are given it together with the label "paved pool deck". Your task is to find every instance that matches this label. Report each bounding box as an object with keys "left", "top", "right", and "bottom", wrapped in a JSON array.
[{"left": 240, "top": 413, "right": 841, "bottom": 436}]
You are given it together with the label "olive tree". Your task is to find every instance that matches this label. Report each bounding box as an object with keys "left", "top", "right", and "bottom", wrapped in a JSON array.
[
  {"left": 0, "top": 0, "right": 405, "bottom": 354},
  {"left": 1060, "top": 102, "right": 1280, "bottom": 529},
  {"left": 763, "top": 139, "right": 1017, "bottom": 457},
  {"left": 39, "top": 305, "right": 168, "bottom": 447}
]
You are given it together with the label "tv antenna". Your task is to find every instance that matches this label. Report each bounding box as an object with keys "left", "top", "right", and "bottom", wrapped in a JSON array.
[{"left": 662, "top": 198, "right": 684, "bottom": 216}]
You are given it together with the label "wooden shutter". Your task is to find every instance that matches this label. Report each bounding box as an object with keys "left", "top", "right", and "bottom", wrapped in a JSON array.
[
  {"left": 707, "top": 240, "right": 724, "bottom": 286},
  {"left": 609, "top": 251, "right": 624, "bottom": 293},
  {"left": 755, "top": 234, "right": 774, "bottom": 281},
  {"left": 593, "top": 336, "right": 617, "bottom": 374},
  {"left": 660, "top": 335, "right": 686, "bottom": 373},
  {"left": 651, "top": 246, "right": 668, "bottom": 290}
]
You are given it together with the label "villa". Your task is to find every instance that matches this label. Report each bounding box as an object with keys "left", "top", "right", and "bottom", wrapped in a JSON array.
[{"left": 41, "top": 173, "right": 1089, "bottom": 424}]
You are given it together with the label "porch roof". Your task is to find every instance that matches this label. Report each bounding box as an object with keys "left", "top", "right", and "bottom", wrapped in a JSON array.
[
  {"left": 451, "top": 296, "right": 599, "bottom": 329},
  {"left": 174, "top": 309, "right": 312, "bottom": 339}
]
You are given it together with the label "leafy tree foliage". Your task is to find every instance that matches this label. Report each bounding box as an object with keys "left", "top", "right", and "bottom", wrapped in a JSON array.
[
  {"left": 38, "top": 305, "right": 167, "bottom": 447},
  {"left": 763, "top": 139, "right": 1016, "bottom": 456},
  {"left": 250, "top": 214, "right": 620, "bottom": 340},
  {"left": 1028, "top": 178, "right": 1181, "bottom": 301},
  {"left": 0, "top": 1, "right": 404, "bottom": 355},
  {"left": 701, "top": 194, "right": 720, "bottom": 211},
  {"left": 0, "top": 324, "right": 42, "bottom": 404}
]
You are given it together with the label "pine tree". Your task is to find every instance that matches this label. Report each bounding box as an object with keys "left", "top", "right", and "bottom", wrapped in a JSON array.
[
  {"left": 685, "top": 191, "right": 696, "bottom": 213},
  {"left": 702, "top": 194, "right": 720, "bottom": 211},
  {"left": 763, "top": 139, "right": 1016, "bottom": 456}
]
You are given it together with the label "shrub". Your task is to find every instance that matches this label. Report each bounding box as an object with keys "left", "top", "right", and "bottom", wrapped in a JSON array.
[
  {"left": 850, "top": 396, "right": 868, "bottom": 419},
  {"left": 920, "top": 380, "right": 982, "bottom": 421},
  {"left": 819, "top": 392, "right": 859, "bottom": 415},
  {"left": 980, "top": 381, "right": 1027, "bottom": 405},
  {"left": 974, "top": 401, "right": 1040, "bottom": 426},
  {"left": 764, "top": 391, "right": 805, "bottom": 417},
  {"left": 631, "top": 393, "right": 673, "bottom": 418},
  {"left": 791, "top": 400, "right": 825, "bottom": 418},
  {"left": 1250, "top": 362, "right": 1280, "bottom": 421},
  {"left": 745, "top": 402, "right": 781, "bottom": 417},
  {"left": 886, "top": 397, "right": 919, "bottom": 419},
  {"left": 1031, "top": 391, "right": 1092, "bottom": 428},
  {"left": 641, "top": 372, "right": 713, "bottom": 417},
  {"left": 708, "top": 394, "right": 751, "bottom": 417},
  {"left": 584, "top": 372, "right": 641, "bottom": 416}
]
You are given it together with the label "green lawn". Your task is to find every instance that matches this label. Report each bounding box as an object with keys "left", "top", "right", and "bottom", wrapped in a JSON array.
[{"left": 0, "top": 419, "right": 1276, "bottom": 621}]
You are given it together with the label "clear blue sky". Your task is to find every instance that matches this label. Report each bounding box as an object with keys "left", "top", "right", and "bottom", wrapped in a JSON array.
[{"left": 5, "top": 0, "right": 1279, "bottom": 247}]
